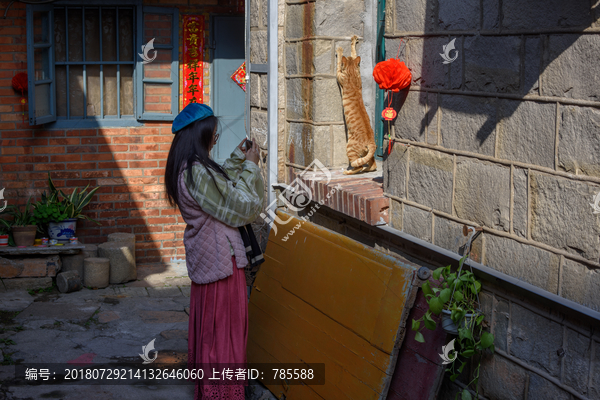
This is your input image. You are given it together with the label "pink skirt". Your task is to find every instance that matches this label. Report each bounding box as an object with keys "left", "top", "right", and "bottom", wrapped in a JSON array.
[{"left": 188, "top": 256, "right": 248, "bottom": 400}]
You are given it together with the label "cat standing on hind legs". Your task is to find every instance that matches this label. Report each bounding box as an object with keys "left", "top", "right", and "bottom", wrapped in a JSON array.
[{"left": 336, "top": 35, "right": 377, "bottom": 175}]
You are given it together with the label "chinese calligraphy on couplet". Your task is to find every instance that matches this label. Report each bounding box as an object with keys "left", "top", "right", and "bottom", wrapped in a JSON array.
[{"left": 182, "top": 15, "right": 205, "bottom": 107}]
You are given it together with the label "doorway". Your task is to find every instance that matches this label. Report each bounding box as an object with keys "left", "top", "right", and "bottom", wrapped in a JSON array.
[{"left": 211, "top": 15, "right": 245, "bottom": 164}]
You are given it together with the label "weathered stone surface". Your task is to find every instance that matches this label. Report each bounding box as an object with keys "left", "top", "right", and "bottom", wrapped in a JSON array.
[
  {"left": 313, "top": 78, "right": 343, "bottom": 122},
  {"left": 384, "top": 143, "right": 408, "bottom": 199},
  {"left": 147, "top": 287, "right": 183, "bottom": 298},
  {"left": 56, "top": 270, "right": 82, "bottom": 293},
  {"left": 285, "top": 43, "right": 298, "bottom": 76},
  {"left": 0, "top": 290, "right": 34, "bottom": 311},
  {"left": 250, "top": 30, "right": 267, "bottom": 64},
  {"left": 98, "top": 242, "right": 136, "bottom": 284},
  {"left": 389, "top": 199, "right": 402, "bottom": 230},
  {"left": 15, "top": 301, "right": 99, "bottom": 323},
  {"left": 502, "top": 0, "right": 592, "bottom": 30},
  {"left": 563, "top": 328, "right": 591, "bottom": 395},
  {"left": 512, "top": 168, "right": 528, "bottom": 238},
  {"left": 286, "top": 78, "right": 308, "bottom": 120},
  {"left": 426, "top": 92, "right": 438, "bottom": 145},
  {"left": 260, "top": 74, "right": 268, "bottom": 109},
  {"left": 440, "top": 95, "right": 496, "bottom": 156},
  {"left": 0, "top": 244, "right": 83, "bottom": 256},
  {"left": 313, "top": 125, "right": 331, "bottom": 167},
  {"left": 454, "top": 159, "right": 510, "bottom": 231},
  {"left": 510, "top": 303, "right": 563, "bottom": 377},
  {"left": 0, "top": 255, "right": 61, "bottom": 278},
  {"left": 438, "top": 0, "right": 479, "bottom": 30},
  {"left": 493, "top": 297, "right": 509, "bottom": 352},
  {"left": 393, "top": 89, "right": 426, "bottom": 142},
  {"left": 402, "top": 205, "right": 431, "bottom": 242},
  {"left": 285, "top": 3, "right": 312, "bottom": 40},
  {"left": 543, "top": 35, "right": 600, "bottom": 101},
  {"left": 558, "top": 105, "right": 600, "bottom": 177},
  {"left": 139, "top": 310, "right": 188, "bottom": 324},
  {"left": 482, "top": 0, "right": 500, "bottom": 30},
  {"left": 523, "top": 37, "right": 541, "bottom": 94},
  {"left": 527, "top": 373, "right": 571, "bottom": 400},
  {"left": 250, "top": 0, "right": 259, "bottom": 27},
  {"left": 287, "top": 122, "right": 313, "bottom": 166},
  {"left": 530, "top": 173, "right": 600, "bottom": 260},
  {"left": 407, "top": 147, "right": 453, "bottom": 213},
  {"left": 331, "top": 125, "right": 348, "bottom": 167},
  {"left": 259, "top": 0, "right": 267, "bottom": 27},
  {"left": 497, "top": 100, "right": 555, "bottom": 168},
  {"left": 395, "top": 0, "right": 435, "bottom": 32},
  {"left": 250, "top": 73, "right": 260, "bottom": 107},
  {"left": 592, "top": 340, "right": 600, "bottom": 399},
  {"left": 433, "top": 216, "right": 482, "bottom": 262},
  {"left": 314, "top": 40, "right": 332, "bottom": 75},
  {"left": 561, "top": 259, "right": 600, "bottom": 312},
  {"left": 107, "top": 232, "right": 135, "bottom": 245},
  {"left": 314, "top": 0, "right": 363, "bottom": 37},
  {"left": 479, "top": 355, "right": 528, "bottom": 400},
  {"left": 3, "top": 277, "right": 52, "bottom": 291},
  {"left": 484, "top": 234, "right": 560, "bottom": 293},
  {"left": 160, "top": 329, "right": 188, "bottom": 341},
  {"left": 251, "top": 110, "right": 268, "bottom": 149},
  {"left": 464, "top": 36, "right": 520, "bottom": 93},
  {"left": 83, "top": 257, "right": 110, "bottom": 289},
  {"left": 406, "top": 37, "right": 448, "bottom": 89},
  {"left": 97, "top": 311, "right": 120, "bottom": 323}
]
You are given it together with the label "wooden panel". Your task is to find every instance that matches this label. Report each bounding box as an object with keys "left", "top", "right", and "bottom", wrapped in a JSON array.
[{"left": 248, "top": 211, "right": 418, "bottom": 400}]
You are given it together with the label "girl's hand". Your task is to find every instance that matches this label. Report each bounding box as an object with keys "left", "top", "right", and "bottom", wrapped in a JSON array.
[{"left": 238, "top": 138, "right": 249, "bottom": 154}]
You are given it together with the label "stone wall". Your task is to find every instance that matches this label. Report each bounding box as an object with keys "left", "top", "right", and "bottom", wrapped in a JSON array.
[
  {"left": 282, "top": 0, "right": 376, "bottom": 174},
  {"left": 385, "top": 0, "right": 600, "bottom": 398}
]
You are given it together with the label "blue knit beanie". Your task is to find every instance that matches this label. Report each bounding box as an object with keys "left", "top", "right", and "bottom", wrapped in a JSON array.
[{"left": 171, "top": 103, "right": 214, "bottom": 134}]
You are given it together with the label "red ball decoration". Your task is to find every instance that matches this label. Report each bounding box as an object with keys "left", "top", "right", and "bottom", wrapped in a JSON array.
[
  {"left": 12, "top": 72, "right": 28, "bottom": 93},
  {"left": 373, "top": 58, "right": 411, "bottom": 92}
]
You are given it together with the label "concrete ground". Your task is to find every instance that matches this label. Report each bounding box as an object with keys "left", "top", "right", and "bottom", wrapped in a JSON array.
[{"left": 0, "top": 263, "right": 276, "bottom": 400}]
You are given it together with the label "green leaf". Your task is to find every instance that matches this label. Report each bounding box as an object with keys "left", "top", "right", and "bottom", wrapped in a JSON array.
[
  {"left": 461, "top": 349, "right": 475, "bottom": 357},
  {"left": 424, "top": 318, "right": 436, "bottom": 331},
  {"left": 458, "top": 361, "right": 466, "bottom": 373},
  {"left": 428, "top": 297, "right": 443, "bottom": 315},
  {"left": 414, "top": 332, "right": 425, "bottom": 343},
  {"left": 422, "top": 281, "right": 433, "bottom": 297},
  {"left": 476, "top": 314, "right": 485, "bottom": 325},
  {"left": 432, "top": 267, "right": 444, "bottom": 281},
  {"left": 454, "top": 291, "right": 464, "bottom": 303},
  {"left": 449, "top": 373, "right": 459, "bottom": 382},
  {"left": 411, "top": 319, "right": 420, "bottom": 331},
  {"left": 439, "top": 288, "right": 451, "bottom": 304},
  {"left": 461, "top": 388, "right": 472, "bottom": 400},
  {"left": 481, "top": 331, "right": 494, "bottom": 348}
]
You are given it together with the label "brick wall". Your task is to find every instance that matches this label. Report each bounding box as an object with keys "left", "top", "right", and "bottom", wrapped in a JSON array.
[
  {"left": 0, "top": 0, "right": 242, "bottom": 266},
  {"left": 384, "top": 0, "right": 600, "bottom": 398}
]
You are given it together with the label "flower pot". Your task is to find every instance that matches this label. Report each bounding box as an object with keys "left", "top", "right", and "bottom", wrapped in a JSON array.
[
  {"left": 441, "top": 309, "right": 479, "bottom": 335},
  {"left": 0, "top": 234, "right": 8, "bottom": 247},
  {"left": 11, "top": 225, "right": 37, "bottom": 247},
  {"left": 48, "top": 219, "right": 77, "bottom": 244}
]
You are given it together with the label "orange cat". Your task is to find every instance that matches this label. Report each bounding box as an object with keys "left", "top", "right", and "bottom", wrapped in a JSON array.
[{"left": 336, "top": 35, "right": 377, "bottom": 175}]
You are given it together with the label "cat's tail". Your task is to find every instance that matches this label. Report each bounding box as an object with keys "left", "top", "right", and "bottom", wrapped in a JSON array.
[{"left": 351, "top": 143, "right": 376, "bottom": 168}]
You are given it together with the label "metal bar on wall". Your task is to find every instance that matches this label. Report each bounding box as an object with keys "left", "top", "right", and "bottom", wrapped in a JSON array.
[{"left": 267, "top": 0, "right": 278, "bottom": 208}]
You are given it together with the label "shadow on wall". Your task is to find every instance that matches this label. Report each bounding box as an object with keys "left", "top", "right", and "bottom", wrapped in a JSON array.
[{"left": 385, "top": 0, "right": 598, "bottom": 153}]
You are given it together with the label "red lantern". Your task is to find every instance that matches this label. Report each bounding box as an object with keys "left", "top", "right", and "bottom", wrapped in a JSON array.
[
  {"left": 372, "top": 58, "right": 411, "bottom": 92},
  {"left": 12, "top": 72, "right": 28, "bottom": 124}
]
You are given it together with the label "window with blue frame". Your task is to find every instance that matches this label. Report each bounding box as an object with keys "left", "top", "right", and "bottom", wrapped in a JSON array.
[{"left": 26, "top": 2, "right": 179, "bottom": 126}]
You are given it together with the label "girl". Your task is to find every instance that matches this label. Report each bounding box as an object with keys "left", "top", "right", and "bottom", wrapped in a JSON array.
[{"left": 164, "top": 103, "right": 263, "bottom": 399}]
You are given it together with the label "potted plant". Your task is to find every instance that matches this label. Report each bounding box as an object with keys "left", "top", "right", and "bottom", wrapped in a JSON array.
[
  {"left": 34, "top": 173, "right": 100, "bottom": 243},
  {"left": 0, "top": 218, "right": 11, "bottom": 246},
  {"left": 5, "top": 198, "right": 37, "bottom": 247},
  {"left": 411, "top": 255, "right": 494, "bottom": 400}
]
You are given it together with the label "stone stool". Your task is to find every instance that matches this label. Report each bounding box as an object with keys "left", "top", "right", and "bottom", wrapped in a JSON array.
[
  {"left": 83, "top": 258, "right": 110, "bottom": 288},
  {"left": 61, "top": 253, "right": 85, "bottom": 280},
  {"left": 98, "top": 241, "right": 136, "bottom": 284},
  {"left": 107, "top": 232, "right": 136, "bottom": 247},
  {"left": 57, "top": 270, "right": 82, "bottom": 293}
]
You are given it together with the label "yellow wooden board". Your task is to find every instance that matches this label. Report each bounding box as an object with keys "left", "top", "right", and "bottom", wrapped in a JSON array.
[{"left": 248, "top": 211, "right": 419, "bottom": 400}]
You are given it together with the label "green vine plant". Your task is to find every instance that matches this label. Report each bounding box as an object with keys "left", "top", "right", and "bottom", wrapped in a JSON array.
[{"left": 411, "top": 255, "right": 495, "bottom": 400}]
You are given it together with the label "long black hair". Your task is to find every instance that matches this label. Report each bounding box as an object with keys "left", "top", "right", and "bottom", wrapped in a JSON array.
[{"left": 164, "top": 116, "right": 229, "bottom": 208}]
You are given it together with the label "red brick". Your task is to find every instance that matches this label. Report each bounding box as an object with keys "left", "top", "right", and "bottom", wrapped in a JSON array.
[
  {"left": 33, "top": 163, "right": 64, "bottom": 171},
  {"left": 114, "top": 153, "right": 144, "bottom": 161},
  {"left": 34, "top": 130, "right": 66, "bottom": 137},
  {"left": 129, "top": 161, "right": 157, "bottom": 168},
  {"left": 115, "top": 185, "right": 142, "bottom": 193},
  {"left": 82, "top": 153, "right": 112, "bottom": 161},
  {"left": 98, "top": 194, "right": 129, "bottom": 202},
  {"left": 101, "top": 128, "right": 129, "bottom": 136},
  {"left": 130, "top": 209, "right": 160, "bottom": 217},
  {"left": 112, "top": 136, "right": 142, "bottom": 144},
  {"left": 144, "top": 151, "right": 169, "bottom": 160},
  {"left": 113, "top": 169, "right": 142, "bottom": 177},
  {"left": 147, "top": 217, "right": 176, "bottom": 225},
  {"left": 128, "top": 177, "right": 158, "bottom": 184},
  {"left": 68, "top": 162, "right": 96, "bottom": 170},
  {"left": 51, "top": 154, "right": 80, "bottom": 162},
  {"left": 50, "top": 171, "right": 80, "bottom": 179},
  {"left": 2, "top": 146, "right": 27, "bottom": 154},
  {"left": 144, "top": 169, "right": 164, "bottom": 176},
  {"left": 144, "top": 185, "right": 165, "bottom": 192},
  {"left": 134, "top": 226, "right": 163, "bottom": 234},
  {"left": 99, "top": 144, "right": 128, "bottom": 152},
  {"left": 0, "top": 156, "right": 16, "bottom": 163},
  {"left": 130, "top": 192, "right": 160, "bottom": 201},
  {"left": 67, "top": 145, "right": 97, "bottom": 153},
  {"left": 66, "top": 129, "right": 97, "bottom": 137},
  {"left": 98, "top": 161, "right": 128, "bottom": 169},
  {"left": 33, "top": 146, "right": 65, "bottom": 154},
  {"left": 143, "top": 135, "right": 172, "bottom": 143},
  {"left": 163, "top": 224, "right": 185, "bottom": 232},
  {"left": 49, "top": 138, "right": 80, "bottom": 145},
  {"left": 18, "top": 155, "right": 48, "bottom": 163},
  {"left": 114, "top": 201, "right": 144, "bottom": 209},
  {"left": 65, "top": 179, "right": 96, "bottom": 187},
  {"left": 130, "top": 144, "right": 159, "bottom": 152},
  {"left": 82, "top": 171, "right": 111, "bottom": 179}
]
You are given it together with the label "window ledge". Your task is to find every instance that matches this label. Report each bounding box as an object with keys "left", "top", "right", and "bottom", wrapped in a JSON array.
[
  {"left": 43, "top": 119, "right": 144, "bottom": 129},
  {"left": 288, "top": 168, "right": 389, "bottom": 226}
]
